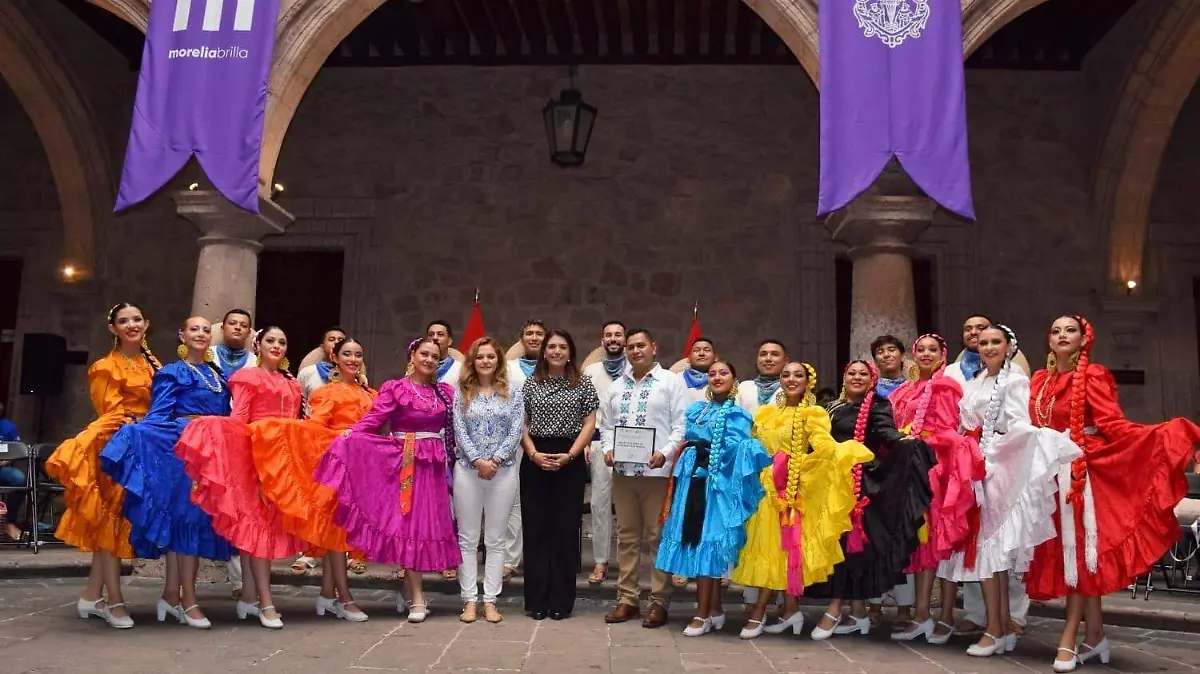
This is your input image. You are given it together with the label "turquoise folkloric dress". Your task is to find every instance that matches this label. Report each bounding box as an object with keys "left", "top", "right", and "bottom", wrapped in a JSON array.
[{"left": 655, "top": 399, "right": 771, "bottom": 578}]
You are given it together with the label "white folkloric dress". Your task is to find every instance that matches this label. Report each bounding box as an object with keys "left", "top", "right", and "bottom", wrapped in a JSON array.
[{"left": 937, "top": 370, "right": 1082, "bottom": 582}]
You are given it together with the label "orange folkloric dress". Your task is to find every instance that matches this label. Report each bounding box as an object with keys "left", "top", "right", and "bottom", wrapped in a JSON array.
[
  {"left": 175, "top": 368, "right": 305, "bottom": 559},
  {"left": 1025, "top": 363, "right": 1200, "bottom": 599},
  {"left": 257, "top": 381, "right": 377, "bottom": 553},
  {"left": 46, "top": 353, "right": 153, "bottom": 558}
]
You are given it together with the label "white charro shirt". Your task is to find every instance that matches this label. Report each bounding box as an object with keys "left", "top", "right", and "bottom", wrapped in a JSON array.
[{"left": 599, "top": 363, "right": 688, "bottom": 479}]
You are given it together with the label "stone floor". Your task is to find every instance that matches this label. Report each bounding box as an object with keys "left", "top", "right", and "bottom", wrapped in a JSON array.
[{"left": 4, "top": 577, "right": 1200, "bottom": 674}]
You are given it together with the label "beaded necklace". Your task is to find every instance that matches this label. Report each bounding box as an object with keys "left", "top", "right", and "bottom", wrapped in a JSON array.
[
  {"left": 184, "top": 360, "right": 223, "bottom": 394},
  {"left": 1033, "top": 371, "right": 1059, "bottom": 428}
]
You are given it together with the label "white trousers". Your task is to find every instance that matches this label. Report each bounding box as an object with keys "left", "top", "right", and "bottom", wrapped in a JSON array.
[
  {"left": 871, "top": 575, "right": 916, "bottom": 606},
  {"left": 455, "top": 463, "right": 519, "bottom": 603},
  {"left": 962, "top": 575, "right": 1030, "bottom": 627},
  {"left": 503, "top": 453, "right": 523, "bottom": 568},
  {"left": 589, "top": 443, "right": 613, "bottom": 564},
  {"left": 226, "top": 556, "right": 242, "bottom": 589}
]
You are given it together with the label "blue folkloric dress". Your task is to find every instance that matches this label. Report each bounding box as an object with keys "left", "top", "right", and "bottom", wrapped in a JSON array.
[
  {"left": 100, "top": 360, "right": 235, "bottom": 560},
  {"left": 655, "top": 399, "right": 771, "bottom": 578}
]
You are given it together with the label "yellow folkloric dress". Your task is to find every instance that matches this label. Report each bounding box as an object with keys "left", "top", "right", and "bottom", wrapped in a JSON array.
[
  {"left": 46, "top": 354, "right": 154, "bottom": 558},
  {"left": 732, "top": 404, "right": 872, "bottom": 594}
]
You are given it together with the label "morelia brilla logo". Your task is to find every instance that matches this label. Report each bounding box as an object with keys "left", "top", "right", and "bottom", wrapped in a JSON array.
[{"left": 168, "top": 0, "right": 255, "bottom": 59}]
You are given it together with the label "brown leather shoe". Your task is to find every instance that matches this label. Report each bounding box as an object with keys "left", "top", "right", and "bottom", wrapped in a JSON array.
[
  {"left": 642, "top": 603, "right": 668, "bottom": 629},
  {"left": 604, "top": 603, "right": 641, "bottom": 624}
]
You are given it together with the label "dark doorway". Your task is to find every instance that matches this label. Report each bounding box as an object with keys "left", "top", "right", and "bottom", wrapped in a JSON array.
[
  {"left": 0, "top": 259, "right": 23, "bottom": 409},
  {"left": 1194, "top": 278, "right": 1200, "bottom": 379},
  {"left": 835, "top": 256, "right": 937, "bottom": 373},
  {"left": 254, "top": 250, "right": 344, "bottom": 368}
]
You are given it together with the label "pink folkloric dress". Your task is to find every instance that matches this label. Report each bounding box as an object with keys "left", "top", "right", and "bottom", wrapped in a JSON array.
[
  {"left": 890, "top": 376, "right": 983, "bottom": 571},
  {"left": 314, "top": 378, "right": 462, "bottom": 571}
]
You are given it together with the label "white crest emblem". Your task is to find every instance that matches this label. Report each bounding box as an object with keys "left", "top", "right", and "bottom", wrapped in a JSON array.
[{"left": 853, "top": 0, "right": 931, "bottom": 49}]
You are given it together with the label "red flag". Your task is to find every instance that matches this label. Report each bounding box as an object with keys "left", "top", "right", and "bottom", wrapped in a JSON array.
[
  {"left": 458, "top": 297, "right": 486, "bottom": 351},
  {"left": 681, "top": 304, "right": 702, "bottom": 360}
]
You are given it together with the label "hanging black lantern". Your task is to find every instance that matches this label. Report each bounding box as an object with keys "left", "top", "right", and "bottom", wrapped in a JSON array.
[{"left": 542, "top": 67, "right": 597, "bottom": 167}]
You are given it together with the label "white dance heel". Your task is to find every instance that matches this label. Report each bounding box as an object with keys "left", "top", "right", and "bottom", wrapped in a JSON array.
[
  {"left": 77, "top": 597, "right": 107, "bottom": 621},
  {"left": 236, "top": 600, "right": 261, "bottom": 620},
  {"left": 966, "top": 633, "right": 1006, "bottom": 657},
  {"left": 1052, "top": 647, "right": 1079, "bottom": 672},
  {"left": 739, "top": 618, "right": 765, "bottom": 639},
  {"left": 833, "top": 614, "right": 870, "bottom": 636},
  {"left": 156, "top": 598, "right": 183, "bottom": 623},
  {"left": 407, "top": 602, "right": 428, "bottom": 623},
  {"left": 925, "top": 620, "right": 956, "bottom": 645},
  {"left": 258, "top": 605, "right": 283, "bottom": 629},
  {"left": 683, "top": 617, "right": 712, "bottom": 637},
  {"left": 395, "top": 593, "right": 410, "bottom": 616},
  {"left": 810, "top": 612, "right": 842, "bottom": 641},
  {"left": 317, "top": 596, "right": 368, "bottom": 622},
  {"left": 891, "top": 617, "right": 934, "bottom": 642},
  {"left": 763, "top": 611, "right": 805, "bottom": 635},
  {"left": 179, "top": 605, "right": 212, "bottom": 629},
  {"left": 1077, "top": 637, "right": 1110, "bottom": 665},
  {"left": 1005, "top": 632, "right": 1019, "bottom": 652}
]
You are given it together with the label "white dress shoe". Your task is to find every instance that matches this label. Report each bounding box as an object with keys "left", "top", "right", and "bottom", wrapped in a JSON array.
[
  {"left": 1005, "top": 632, "right": 1019, "bottom": 652},
  {"left": 833, "top": 614, "right": 870, "bottom": 636},
  {"left": 340, "top": 603, "right": 369, "bottom": 622},
  {"left": 103, "top": 602, "right": 134, "bottom": 629},
  {"left": 966, "top": 633, "right": 1006, "bottom": 657},
  {"left": 739, "top": 618, "right": 765, "bottom": 639},
  {"left": 395, "top": 593, "right": 410, "bottom": 615},
  {"left": 77, "top": 598, "right": 107, "bottom": 621},
  {"left": 179, "top": 604, "right": 212, "bottom": 629},
  {"left": 710, "top": 613, "right": 726, "bottom": 631},
  {"left": 407, "top": 602, "right": 428, "bottom": 623},
  {"left": 682, "top": 617, "right": 712, "bottom": 637},
  {"left": 926, "top": 620, "right": 955, "bottom": 645},
  {"left": 156, "top": 598, "right": 183, "bottom": 623},
  {"left": 810, "top": 612, "right": 843, "bottom": 641},
  {"left": 258, "top": 605, "right": 283, "bottom": 629},
  {"left": 1077, "top": 637, "right": 1110, "bottom": 665},
  {"left": 236, "top": 600, "right": 261, "bottom": 620},
  {"left": 316, "top": 596, "right": 342, "bottom": 618},
  {"left": 1053, "top": 647, "right": 1079, "bottom": 672},
  {"left": 763, "top": 611, "right": 805, "bottom": 635},
  {"left": 891, "top": 617, "right": 934, "bottom": 641}
]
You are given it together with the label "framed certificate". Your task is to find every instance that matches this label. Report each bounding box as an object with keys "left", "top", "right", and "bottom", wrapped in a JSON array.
[{"left": 613, "top": 426, "right": 656, "bottom": 464}]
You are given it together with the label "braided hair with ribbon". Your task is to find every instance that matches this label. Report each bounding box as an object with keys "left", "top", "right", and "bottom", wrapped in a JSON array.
[
  {"left": 107, "top": 303, "right": 163, "bottom": 372},
  {"left": 773, "top": 362, "right": 818, "bottom": 512},
  {"left": 835, "top": 359, "right": 878, "bottom": 553},
  {"left": 978, "top": 324, "right": 1019, "bottom": 459},
  {"left": 1063, "top": 315, "right": 1094, "bottom": 507}
]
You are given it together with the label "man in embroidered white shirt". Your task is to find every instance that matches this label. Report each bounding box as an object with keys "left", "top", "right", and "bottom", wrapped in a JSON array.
[{"left": 599, "top": 328, "right": 687, "bottom": 628}]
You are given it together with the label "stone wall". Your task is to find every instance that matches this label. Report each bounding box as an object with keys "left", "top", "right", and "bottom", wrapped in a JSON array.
[{"left": 2, "top": 58, "right": 1197, "bottom": 436}]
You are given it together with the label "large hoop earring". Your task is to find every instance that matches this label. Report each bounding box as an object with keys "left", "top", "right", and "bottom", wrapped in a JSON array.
[
  {"left": 279, "top": 357, "right": 291, "bottom": 371},
  {"left": 773, "top": 388, "right": 787, "bottom": 407},
  {"left": 176, "top": 343, "right": 188, "bottom": 360},
  {"left": 405, "top": 363, "right": 415, "bottom": 377},
  {"left": 329, "top": 368, "right": 341, "bottom": 382},
  {"left": 1046, "top": 352, "right": 1057, "bottom": 370}
]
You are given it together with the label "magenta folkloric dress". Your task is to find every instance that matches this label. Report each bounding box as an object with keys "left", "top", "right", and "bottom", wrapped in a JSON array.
[{"left": 314, "top": 378, "right": 462, "bottom": 571}]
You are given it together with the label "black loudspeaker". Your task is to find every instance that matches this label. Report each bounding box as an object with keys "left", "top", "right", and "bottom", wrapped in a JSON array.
[{"left": 19, "top": 333, "right": 67, "bottom": 396}]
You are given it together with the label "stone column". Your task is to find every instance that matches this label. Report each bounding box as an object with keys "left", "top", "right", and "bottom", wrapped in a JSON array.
[
  {"left": 825, "top": 165, "right": 934, "bottom": 360},
  {"left": 173, "top": 190, "right": 294, "bottom": 321}
]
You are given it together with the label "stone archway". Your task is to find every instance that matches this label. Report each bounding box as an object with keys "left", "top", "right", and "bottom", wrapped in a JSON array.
[
  {"left": 0, "top": 1, "right": 117, "bottom": 280},
  {"left": 961, "top": 0, "right": 1049, "bottom": 57},
  {"left": 84, "top": 0, "right": 150, "bottom": 32},
  {"left": 258, "top": 0, "right": 822, "bottom": 193},
  {"left": 1093, "top": 0, "right": 1200, "bottom": 290}
]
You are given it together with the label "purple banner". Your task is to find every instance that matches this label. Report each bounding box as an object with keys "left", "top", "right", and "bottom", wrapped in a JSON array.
[
  {"left": 115, "top": 0, "right": 281, "bottom": 213},
  {"left": 818, "top": 0, "right": 975, "bottom": 220}
]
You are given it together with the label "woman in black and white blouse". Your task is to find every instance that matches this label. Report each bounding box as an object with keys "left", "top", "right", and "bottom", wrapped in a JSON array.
[{"left": 520, "top": 329, "right": 599, "bottom": 620}]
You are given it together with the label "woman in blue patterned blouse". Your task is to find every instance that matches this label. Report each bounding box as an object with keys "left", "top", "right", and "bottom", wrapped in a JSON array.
[{"left": 452, "top": 337, "right": 526, "bottom": 624}]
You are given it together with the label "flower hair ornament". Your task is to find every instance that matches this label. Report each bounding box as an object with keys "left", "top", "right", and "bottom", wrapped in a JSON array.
[{"left": 838, "top": 359, "right": 878, "bottom": 553}]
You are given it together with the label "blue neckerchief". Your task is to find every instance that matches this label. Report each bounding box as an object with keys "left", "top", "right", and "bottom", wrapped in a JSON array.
[
  {"left": 754, "top": 375, "right": 781, "bottom": 405},
  {"left": 437, "top": 357, "right": 455, "bottom": 381},
  {"left": 876, "top": 376, "right": 906, "bottom": 398},
  {"left": 518, "top": 357, "right": 537, "bottom": 377},
  {"left": 214, "top": 344, "right": 249, "bottom": 379},
  {"left": 316, "top": 360, "right": 335, "bottom": 384},
  {"left": 960, "top": 349, "right": 983, "bottom": 380},
  {"left": 682, "top": 368, "right": 708, "bottom": 389},
  {"left": 602, "top": 355, "right": 627, "bottom": 381}
]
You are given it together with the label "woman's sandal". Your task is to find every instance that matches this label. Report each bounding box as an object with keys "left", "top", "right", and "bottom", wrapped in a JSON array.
[
  {"left": 442, "top": 569, "right": 458, "bottom": 581},
  {"left": 348, "top": 558, "right": 367, "bottom": 575},
  {"left": 588, "top": 563, "right": 608, "bottom": 585}
]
